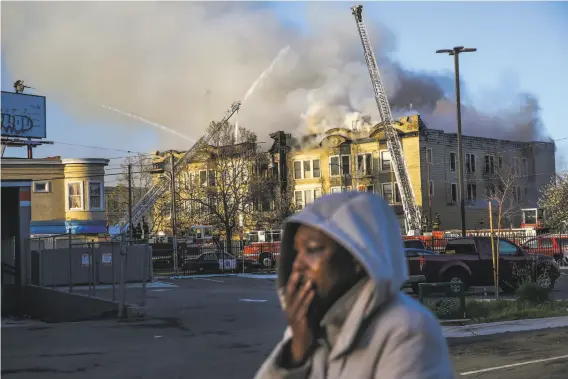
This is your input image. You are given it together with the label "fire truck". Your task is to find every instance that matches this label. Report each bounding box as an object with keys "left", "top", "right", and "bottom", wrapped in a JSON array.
[
  {"left": 242, "top": 230, "right": 282, "bottom": 268},
  {"left": 521, "top": 208, "right": 549, "bottom": 233}
]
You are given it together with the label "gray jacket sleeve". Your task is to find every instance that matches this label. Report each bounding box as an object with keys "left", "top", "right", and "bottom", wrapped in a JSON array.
[
  {"left": 373, "top": 318, "right": 454, "bottom": 379},
  {"left": 253, "top": 329, "right": 312, "bottom": 379}
]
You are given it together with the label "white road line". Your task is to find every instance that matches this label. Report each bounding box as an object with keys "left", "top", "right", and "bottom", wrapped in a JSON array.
[
  {"left": 460, "top": 354, "right": 568, "bottom": 376},
  {"left": 240, "top": 299, "right": 267, "bottom": 303},
  {"left": 193, "top": 278, "right": 224, "bottom": 283}
]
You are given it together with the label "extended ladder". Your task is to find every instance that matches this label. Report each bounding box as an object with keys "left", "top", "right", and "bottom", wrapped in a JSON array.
[
  {"left": 351, "top": 5, "right": 422, "bottom": 235},
  {"left": 111, "top": 101, "right": 242, "bottom": 237}
]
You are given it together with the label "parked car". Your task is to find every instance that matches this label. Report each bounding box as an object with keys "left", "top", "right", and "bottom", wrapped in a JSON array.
[
  {"left": 182, "top": 252, "right": 257, "bottom": 273},
  {"left": 410, "top": 236, "right": 560, "bottom": 294},
  {"left": 403, "top": 239, "right": 427, "bottom": 250},
  {"left": 403, "top": 248, "right": 439, "bottom": 294},
  {"left": 521, "top": 234, "right": 568, "bottom": 266}
]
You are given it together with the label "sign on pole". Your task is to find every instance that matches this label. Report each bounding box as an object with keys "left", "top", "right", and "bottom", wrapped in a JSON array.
[
  {"left": 1, "top": 91, "right": 47, "bottom": 139},
  {"left": 81, "top": 253, "right": 91, "bottom": 267}
]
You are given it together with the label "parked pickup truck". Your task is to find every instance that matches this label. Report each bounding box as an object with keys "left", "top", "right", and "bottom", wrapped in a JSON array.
[
  {"left": 403, "top": 248, "right": 439, "bottom": 294},
  {"left": 410, "top": 236, "right": 560, "bottom": 294}
]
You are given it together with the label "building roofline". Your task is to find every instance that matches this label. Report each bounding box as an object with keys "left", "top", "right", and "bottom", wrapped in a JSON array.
[
  {"left": 1, "top": 158, "right": 63, "bottom": 165},
  {"left": 61, "top": 158, "right": 110, "bottom": 165}
]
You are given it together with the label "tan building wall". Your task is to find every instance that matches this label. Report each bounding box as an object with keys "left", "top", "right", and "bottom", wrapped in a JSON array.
[{"left": 0, "top": 157, "right": 110, "bottom": 235}]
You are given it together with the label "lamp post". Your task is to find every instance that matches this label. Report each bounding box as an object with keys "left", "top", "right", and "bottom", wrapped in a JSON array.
[{"left": 436, "top": 46, "right": 477, "bottom": 237}]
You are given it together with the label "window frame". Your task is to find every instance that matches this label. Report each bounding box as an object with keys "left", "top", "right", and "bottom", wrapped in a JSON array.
[
  {"left": 293, "top": 159, "right": 322, "bottom": 179},
  {"left": 484, "top": 155, "right": 495, "bottom": 174},
  {"left": 465, "top": 153, "right": 476, "bottom": 173},
  {"left": 356, "top": 153, "right": 373, "bottom": 176},
  {"left": 381, "top": 182, "right": 401, "bottom": 204},
  {"left": 466, "top": 183, "right": 477, "bottom": 202},
  {"left": 88, "top": 181, "right": 104, "bottom": 211},
  {"left": 294, "top": 188, "right": 323, "bottom": 209},
  {"left": 67, "top": 181, "right": 84, "bottom": 211},
  {"left": 380, "top": 150, "right": 391, "bottom": 172},
  {"left": 450, "top": 182, "right": 458, "bottom": 203},
  {"left": 449, "top": 152, "right": 456, "bottom": 172},
  {"left": 33, "top": 181, "right": 50, "bottom": 193},
  {"left": 329, "top": 155, "right": 350, "bottom": 177}
]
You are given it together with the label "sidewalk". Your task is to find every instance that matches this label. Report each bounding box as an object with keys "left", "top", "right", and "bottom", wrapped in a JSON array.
[{"left": 444, "top": 316, "right": 568, "bottom": 338}]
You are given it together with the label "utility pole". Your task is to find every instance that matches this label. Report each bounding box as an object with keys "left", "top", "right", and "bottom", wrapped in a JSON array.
[
  {"left": 128, "top": 163, "right": 133, "bottom": 241},
  {"left": 436, "top": 46, "right": 477, "bottom": 237},
  {"left": 170, "top": 151, "right": 178, "bottom": 276}
]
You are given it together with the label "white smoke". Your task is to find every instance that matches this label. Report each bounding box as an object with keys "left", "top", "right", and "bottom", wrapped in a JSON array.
[{"left": 1, "top": 2, "right": 548, "bottom": 150}]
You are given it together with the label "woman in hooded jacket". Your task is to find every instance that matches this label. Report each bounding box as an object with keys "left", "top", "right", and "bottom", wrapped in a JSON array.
[{"left": 254, "top": 192, "right": 454, "bottom": 379}]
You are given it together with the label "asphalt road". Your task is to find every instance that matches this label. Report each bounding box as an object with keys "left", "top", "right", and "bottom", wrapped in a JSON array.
[{"left": 2, "top": 275, "right": 568, "bottom": 379}]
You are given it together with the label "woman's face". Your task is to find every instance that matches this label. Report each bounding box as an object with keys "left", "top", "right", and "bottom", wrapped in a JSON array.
[{"left": 292, "top": 224, "right": 360, "bottom": 303}]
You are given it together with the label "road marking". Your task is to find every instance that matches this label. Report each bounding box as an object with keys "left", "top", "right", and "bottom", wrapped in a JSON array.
[
  {"left": 460, "top": 354, "right": 568, "bottom": 376},
  {"left": 193, "top": 278, "right": 224, "bottom": 283},
  {"left": 240, "top": 299, "right": 267, "bottom": 303}
]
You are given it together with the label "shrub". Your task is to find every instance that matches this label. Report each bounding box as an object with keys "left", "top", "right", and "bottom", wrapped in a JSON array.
[{"left": 517, "top": 282, "right": 549, "bottom": 305}]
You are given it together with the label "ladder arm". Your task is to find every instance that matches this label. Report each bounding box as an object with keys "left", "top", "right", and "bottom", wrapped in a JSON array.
[
  {"left": 351, "top": 5, "right": 422, "bottom": 235},
  {"left": 112, "top": 101, "right": 242, "bottom": 236}
]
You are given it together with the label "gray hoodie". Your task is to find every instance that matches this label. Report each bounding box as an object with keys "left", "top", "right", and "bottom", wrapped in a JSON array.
[{"left": 254, "top": 192, "right": 454, "bottom": 379}]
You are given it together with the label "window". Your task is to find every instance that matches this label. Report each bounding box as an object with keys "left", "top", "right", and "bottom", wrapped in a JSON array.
[
  {"left": 380, "top": 151, "right": 391, "bottom": 172},
  {"left": 294, "top": 159, "right": 321, "bottom": 179},
  {"left": 88, "top": 182, "right": 103, "bottom": 210},
  {"left": 466, "top": 183, "right": 477, "bottom": 201},
  {"left": 512, "top": 157, "right": 520, "bottom": 176},
  {"left": 208, "top": 170, "right": 216, "bottom": 186},
  {"left": 498, "top": 240, "right": 518, "bottom": 256},
  {"left": 382, "top": 183, "right": 401, "bottom": 204},
  {"left": 294, "top": 188, "right": 322, "bottom": 209},
  {"left": 465, "top": 154, "right": 476, "bottom": 173},
  {"left": 429, "top": 180, "right": 434, "bottom": 197},
  {"left": 329, "top": 156, "right": 350, "bottom": 177},
  {"left": 382, "top": 183, "right": 393, "bottom": 204},
  {"left": 541, "top": 239, "right": 554, "bottom": 249},
  {"left": 426, "top": 148, "right": 433, "bottom": 165},
  {"left": 445, "top": 239, "right": 477, "bottom": 255},
  {"left": 449, "top": 152, "right": 456, "bottom": 172},
  {"left": 294, "top": 161, "right": 302, "bottom": 179},
  {"left": 394, "top": 183, "right": 402, "bottom": 203},
  {"left": 365, "top": 185, "right": 374, "bottom": 193},
  {"left": 450, "top": 183, "right": 458, "bottom": 203},
  {"left": 498, "top": 156, "right": 503, "bottom": 169},
  {"left": 331, "top": 186, "right": 351, "bottom": 193},
  {"left": 357, "top": 153, "right": 373, "bottom": 176},
  {"left": 521, "top": 157, "right": 528, "bottom": 176},
  {"left": 33, "top": 181, "right": 50, "bottom": 193},
  {"left": 313, "top": 160, "right": 321, "bottom": 178},
  {"left": 199, "top": 170, "right": 207, "bottom": 186},
  {"left": 513, "top": 186, "right": 522, "bottom": 202},
  {"left": 524, "top": 239, "right": 538, "bottom": 249},
  {"left": 484, "top": 155, "right": 495, "bottom": 174},
  {"left": 67, "top": 182, "right": 84, "bottom": 210}
]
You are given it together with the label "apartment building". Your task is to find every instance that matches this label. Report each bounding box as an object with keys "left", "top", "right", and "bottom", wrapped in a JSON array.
[
  {"left": 281, "top": 115, "right": 555, "bottom": 231},
  {"left": 1, "top": 157, "right": 110, "bottom": 236}
]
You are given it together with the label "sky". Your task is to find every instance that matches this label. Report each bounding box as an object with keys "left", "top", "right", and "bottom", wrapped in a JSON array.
[{"left": 2, "top": 1, "right": 567, "bottom": 175}]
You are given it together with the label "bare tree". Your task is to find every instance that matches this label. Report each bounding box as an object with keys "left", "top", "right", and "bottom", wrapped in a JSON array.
[
  {"left": 484, "top": 160, "right": 524, "bottom": 232},
  {"left": 107, "top": 154, "right": 168, "bottom": 235},
  {"left": 539, "top": 171, "right": 568, "bottom": 232},
  {"left": 177, "top": 121, "right": 274, "bottom": 251}
]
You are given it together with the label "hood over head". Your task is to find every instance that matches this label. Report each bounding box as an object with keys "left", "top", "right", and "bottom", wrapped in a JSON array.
[{"left": 276, "top": 192, "right": 408, "bottom": 310}]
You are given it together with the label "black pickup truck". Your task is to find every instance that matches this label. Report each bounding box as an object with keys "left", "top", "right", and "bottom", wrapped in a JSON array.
[{"left": 410, "top": 236, "right": 560, "bottom": 293}]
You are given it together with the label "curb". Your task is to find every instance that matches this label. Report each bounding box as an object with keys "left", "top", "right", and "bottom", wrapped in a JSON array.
[{"left": 443, "top": 316, "right": 568, "bottom": 338}]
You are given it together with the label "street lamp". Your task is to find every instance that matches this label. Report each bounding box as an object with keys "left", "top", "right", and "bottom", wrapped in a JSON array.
[{"left": 436, "top": 46, "right": 477, "bottom": 237}]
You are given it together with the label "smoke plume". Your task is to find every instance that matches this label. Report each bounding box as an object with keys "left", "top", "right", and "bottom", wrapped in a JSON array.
[{"left": 1, "top": 2, "right": 549, "bottom": 150}]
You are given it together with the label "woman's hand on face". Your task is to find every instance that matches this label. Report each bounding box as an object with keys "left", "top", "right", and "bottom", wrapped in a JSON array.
[{"left": 285, "top": 271, "right": 316, "bottom": 364}]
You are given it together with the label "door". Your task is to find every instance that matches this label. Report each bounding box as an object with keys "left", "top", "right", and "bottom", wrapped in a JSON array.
[
  {"left": 498, "top": 239, "right": 527, "bottom": 286},
  {"left": 466, "top": 238, "right": 494, "bottom": 286}
]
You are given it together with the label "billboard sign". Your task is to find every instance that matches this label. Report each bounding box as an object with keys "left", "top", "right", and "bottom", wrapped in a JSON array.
[{"left": 1, "top": 91, "right": 47, "bottom": 139}]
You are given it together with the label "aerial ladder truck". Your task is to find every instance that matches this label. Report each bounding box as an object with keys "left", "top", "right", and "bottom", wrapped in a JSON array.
[
  {"left": 351, "top": 5, "right": 422, "bottom": 236},
  {"left": 110, "top": 101, "right": 242, "bottom": 238}
]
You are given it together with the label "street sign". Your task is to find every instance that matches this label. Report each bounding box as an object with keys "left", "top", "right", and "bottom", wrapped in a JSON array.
[
  {"left": 81, "top": 253, "right": 90, "bottom": 267},
  {"left": 102, "top": 253, "right": 112, "bottom": 265}
]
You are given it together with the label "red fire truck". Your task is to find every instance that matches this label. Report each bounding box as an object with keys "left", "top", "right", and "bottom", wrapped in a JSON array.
[{"left": 242, "top": 230, "right": 282, "bottom": 268}]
